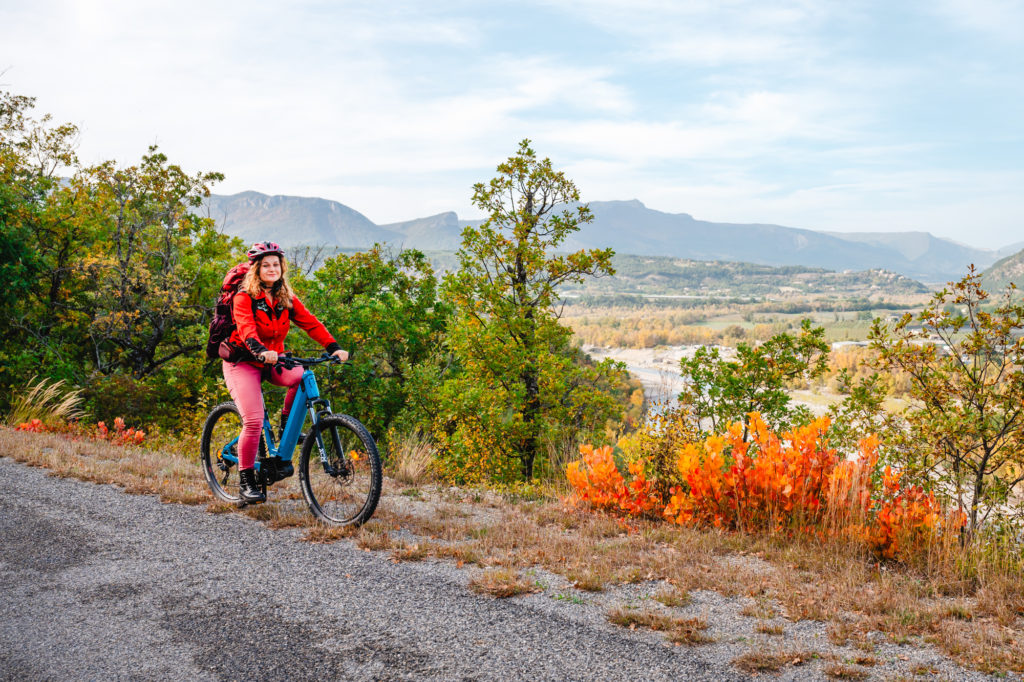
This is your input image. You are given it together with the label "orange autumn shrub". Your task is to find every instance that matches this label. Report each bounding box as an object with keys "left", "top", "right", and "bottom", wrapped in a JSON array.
[
  {"left": 663, "top": 414, "right": 839, "bottom": 532},
  {"left": 15, "top": 418, "right": 46, "bottom": 433},
  {"left": 866, "top": 465, "right": 961, "bottom": 560},
  {"left": 96, "top": 417, "right": 147, "bottom": 445},
  {"left": 824, "top": 435, "right": 962, "bottom": 560},
  {"left": 568, "top": 414, "right": 964, "bottom": 562},
  {"left": 16, "top": 416, "right": 146, "bottom": 446},
  {"left": 565, "top": 444, "right": 661, "bottom": 516}
]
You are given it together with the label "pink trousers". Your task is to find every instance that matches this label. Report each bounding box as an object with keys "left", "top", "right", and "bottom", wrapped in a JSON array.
[{"left": 221, "top": 361, "right": 304, "bottom": 470}]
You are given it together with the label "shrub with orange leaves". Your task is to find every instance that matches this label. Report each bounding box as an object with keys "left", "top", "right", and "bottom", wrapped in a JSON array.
[
  {"left": 566, "top": 444, "right": 661, "bottom": 516},
  {"left": 97, "top": 417, "right": 147, "bottom": 445},
  {"left": 16, "top": 418, "right": 46, "bottom": 433},
  {"left": 664, "top": 414, "right": 839, "bottom": 533},
  {"left": 15, "top": 416, "right": 146, "bottom": 446},
  {"left": 569, "top": 413, "right": 964, "bottom": 562},
  {"left": 864, "top": 465, "right": 962, "bottom": 560}
]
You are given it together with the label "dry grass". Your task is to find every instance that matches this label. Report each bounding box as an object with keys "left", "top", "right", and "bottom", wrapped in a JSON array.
[
  {"left": 567, "top": 569, "right": 606, "bottom": 592},
  {"left": 653, "top": 588, "right": 690, "bottom": 608},
  {"left": 356, "top": 522, "right": 395, "bottom": 551},
  {"left": 606, "top": 607, "right": 711, "bottom": 644},
  {"left": 824, "top": 663, "right": 869, "bottom": 679},
  {"left": 740, "top": 596, "right": 777, "bottom": 619},
  {"left": 303, "top": 524, "right": 359, "bottom": 543},
  {"left": 606, "top": 606, "right": 677, "bottom": 630},
  {"left": 5, "top": 376, "right": 85, "bottom": 426},
  {"left": 468, "top": 568, "right": 537, "bottom": 598},
  {"left": 665, "top": 617, "right": 712, "bottom": 645},
  {"left": 388, "top": 430, "right": 435, "bottom": 486},
  {"left": 732, "top": 649, "right": 820, "bottom": 673},
  {"left": 755, "top": 622, "right": 784, "bottom": 635},
  {"left": 0, "top": 427, "right": 206, "bottom": 504},
  {"left": 392, "top": 542, "right": 430, "bottom": 562}
]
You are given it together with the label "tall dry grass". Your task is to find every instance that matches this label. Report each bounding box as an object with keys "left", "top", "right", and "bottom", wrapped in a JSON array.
[
  {"left": 6, "top": 375, "right": 85, "bottom": 426},
  {"left": 388, "top": 430, "right": 436, "bottom": 486}
]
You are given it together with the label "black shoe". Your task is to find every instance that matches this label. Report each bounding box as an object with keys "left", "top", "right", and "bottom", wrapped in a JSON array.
[{"left": 238, "top": 468, "right": 266, "bottom": 504}]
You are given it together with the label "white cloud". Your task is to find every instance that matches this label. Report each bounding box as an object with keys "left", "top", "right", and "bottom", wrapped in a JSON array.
[
  {"left": 541, "top": 0, "right": 828, "bottom": 65},
  {"left": 930, "top": 0, "right": 1024, "bottom": 42}
]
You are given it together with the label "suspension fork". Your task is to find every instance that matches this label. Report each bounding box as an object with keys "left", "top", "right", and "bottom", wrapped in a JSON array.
[{"left": 308, "top": 399, "right": 347, "bottom": 475}]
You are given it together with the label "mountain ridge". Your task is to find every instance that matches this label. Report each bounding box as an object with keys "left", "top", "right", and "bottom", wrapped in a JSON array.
[
  {"left": 982, "top": 248, "right": 1024, "bottom": 292},
  {"left": 203, "top": 191, "right": 1011, "bottom": 282}
]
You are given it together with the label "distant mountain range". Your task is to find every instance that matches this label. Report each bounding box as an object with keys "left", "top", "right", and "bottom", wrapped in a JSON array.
[{"left": 203, "top": 191, "right": 1020, "bottom": 283}]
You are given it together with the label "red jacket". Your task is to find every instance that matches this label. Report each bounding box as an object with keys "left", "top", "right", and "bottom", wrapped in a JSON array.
[{"left": 229, "top": 289, "right": 340, "bottom": 364}]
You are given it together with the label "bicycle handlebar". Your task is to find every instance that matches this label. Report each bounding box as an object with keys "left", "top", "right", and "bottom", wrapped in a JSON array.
[{"left": 276, "top": 353, "right": 349, "bottom": 369}]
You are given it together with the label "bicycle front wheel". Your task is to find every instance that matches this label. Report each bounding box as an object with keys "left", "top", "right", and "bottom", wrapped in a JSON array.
[{"left": 299, "top": 414, "right": 381, "bottom": 526}]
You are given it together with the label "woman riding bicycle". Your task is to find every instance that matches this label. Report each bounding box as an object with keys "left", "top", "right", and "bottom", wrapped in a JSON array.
[{"left": 222, "top": 241, "right": 347, "bottom": 504}]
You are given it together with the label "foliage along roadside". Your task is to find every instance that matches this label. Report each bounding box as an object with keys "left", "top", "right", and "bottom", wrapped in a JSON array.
[
  {"left": 567, "top": 413, "right": 963, "bottom": 564},
  {"left": 16, "top": 415, "right": 146, "bottom": 446}
]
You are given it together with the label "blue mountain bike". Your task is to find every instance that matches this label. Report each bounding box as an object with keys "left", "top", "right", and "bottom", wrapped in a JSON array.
[{"left": 200, "top": 353, "right": 381, "bottom": 526}]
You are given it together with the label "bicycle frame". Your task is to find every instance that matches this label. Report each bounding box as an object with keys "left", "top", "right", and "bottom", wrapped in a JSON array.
[{"left": 218, "top": 366, "right": 333, "bottom": 471}]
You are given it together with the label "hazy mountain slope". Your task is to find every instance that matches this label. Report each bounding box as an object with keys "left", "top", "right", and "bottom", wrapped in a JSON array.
[
  {"left": 997, "top": 241, "right": 1024, "bottom": 258},
  {"left": 982, "top": 248, "right": 1024, "bottom": 292},
  {"left": 204, "top": 191, "right": 401, "bottom": 247},
  {"left": 824, "top": 230, "right": 997, "bottom": 280},
  {"left": 561, "top": 200, "right": 923, "bottom": 277},
  {"left": 378, "top": 212, "right": 464, "bottom": 250}
]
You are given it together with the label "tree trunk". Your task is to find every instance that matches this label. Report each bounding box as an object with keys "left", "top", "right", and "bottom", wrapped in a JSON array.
[{"left": 521, "top": 364, "right": 540, "bottom": 480}]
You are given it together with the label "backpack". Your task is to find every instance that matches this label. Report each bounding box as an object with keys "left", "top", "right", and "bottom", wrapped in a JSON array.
[{"left": 205, "top": 262, "right": 251, "bottom": 360}]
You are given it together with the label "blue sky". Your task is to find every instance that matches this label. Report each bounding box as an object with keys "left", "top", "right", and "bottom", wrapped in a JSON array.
[{"left": 2, "top": 0, "right": 1022, "bottom": 249}]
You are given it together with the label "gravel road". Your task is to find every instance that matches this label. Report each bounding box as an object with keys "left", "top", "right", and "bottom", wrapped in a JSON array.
[{"left": 0, "top": 456, "right": 746, "bottom": 681}]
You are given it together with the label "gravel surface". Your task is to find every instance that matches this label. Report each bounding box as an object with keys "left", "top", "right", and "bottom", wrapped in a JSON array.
[
  {"left": 0, "top": 455, "right": 1011, "bottom": 681},
  {"left": 0, "top": 456, "right": 737, "bottom": 681}
]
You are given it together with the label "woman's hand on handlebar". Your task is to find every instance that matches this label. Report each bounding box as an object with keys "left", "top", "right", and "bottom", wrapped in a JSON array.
[
  {"left": 259, "top": 350, "right": 279, "bottom": 365},
  {"left": 330, "top": 349, "right": 349, "bottom": 363}
]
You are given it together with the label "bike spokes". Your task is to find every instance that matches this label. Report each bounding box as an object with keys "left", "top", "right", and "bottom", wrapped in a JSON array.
[{"left": 300, "top": 415, "right": 381, "bottom": 526}]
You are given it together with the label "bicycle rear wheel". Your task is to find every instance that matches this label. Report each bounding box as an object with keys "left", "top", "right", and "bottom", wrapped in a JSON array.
[
  {"left": 200, "top": 401, "right": 266, "bottom": 503},
  {"left": 298, "top": 414, "right": 381, "bottom": 526}
]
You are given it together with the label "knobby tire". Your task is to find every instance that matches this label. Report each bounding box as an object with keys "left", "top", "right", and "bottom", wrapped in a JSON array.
[{"left": 298, "top": 414, "right": 381, "bottom": 526}]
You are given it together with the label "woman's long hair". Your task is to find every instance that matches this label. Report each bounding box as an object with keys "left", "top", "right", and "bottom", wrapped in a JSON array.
[{"left": 241, "top": 255, "right": 295, "bottom": 308}]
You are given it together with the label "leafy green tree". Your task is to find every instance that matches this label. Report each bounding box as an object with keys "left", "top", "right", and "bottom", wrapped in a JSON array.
[
  {"left": 84, "top": 147, "right": 231, "bottom": 378},
  {"left": 0, "top": 91, "right": 97, "bottom": 398},
  {"left": 0, "top": 92, "right": 62, "bottom": 311},
  {"left": 679, "top": 320, "right": 829, "bottom": 437},
  {"left": 439, "top": 139, "right": 619, "bottom": 481},
  {"left": 0, "top": 91, "right": 239, "bottom": 425},
  {"left": 298, "top": 245, "right": 448, "bottom": 437},
  {"left": 823, "top": 369, "right": 906, "bottom": 465},
  {"left": 870, "top": 268, "right": 1024, "bottom": 532}
]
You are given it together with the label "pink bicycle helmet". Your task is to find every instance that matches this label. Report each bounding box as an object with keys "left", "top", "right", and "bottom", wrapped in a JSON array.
[{"left": 247, "top": 241, "right": 285, "bottom": 263}]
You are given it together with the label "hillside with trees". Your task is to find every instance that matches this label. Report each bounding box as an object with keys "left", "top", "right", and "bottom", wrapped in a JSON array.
[{"left": 983, "top": 247, "right": 1024, "bottom": 293}]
